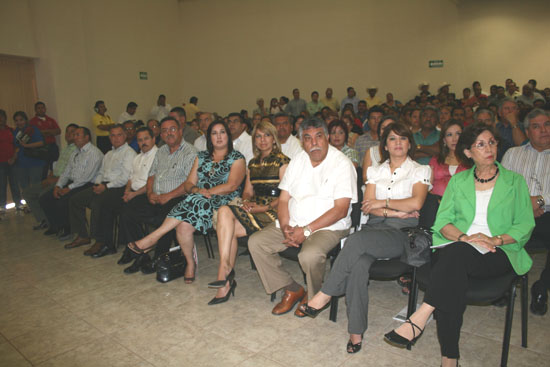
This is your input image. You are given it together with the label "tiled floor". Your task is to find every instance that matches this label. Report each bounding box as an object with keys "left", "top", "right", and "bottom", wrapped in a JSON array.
[{"left": 1, "top": 211, "right": 549, "bottom": 366}]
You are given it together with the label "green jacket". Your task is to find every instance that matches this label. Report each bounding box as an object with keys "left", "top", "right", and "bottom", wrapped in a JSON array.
[{"left": 432, "top": 162, "right": 535, "bottom": 275}]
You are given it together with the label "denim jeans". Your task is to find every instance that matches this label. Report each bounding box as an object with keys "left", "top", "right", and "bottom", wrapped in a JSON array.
[
  {"left": 14, "top": 166, "right": 43, "bottom": 192},
  {"left": 0, "top": 162, "right": 22, "bottom": 208}
]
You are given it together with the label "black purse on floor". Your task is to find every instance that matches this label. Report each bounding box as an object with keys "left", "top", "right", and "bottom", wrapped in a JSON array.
[{"left": 156, "top": 246, "right": 187, "bottom": 283}]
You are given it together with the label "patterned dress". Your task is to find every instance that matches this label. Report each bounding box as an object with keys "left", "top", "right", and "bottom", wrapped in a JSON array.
[
  {"left": 229, "top": 151, "right": 290, "bottom": 235},
  {"left": 167, "top": 150, "right": 245, "bottom": 233}
]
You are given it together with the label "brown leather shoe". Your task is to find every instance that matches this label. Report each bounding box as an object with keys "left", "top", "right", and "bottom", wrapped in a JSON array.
[
  {"left": 64, "top": 237, "right": 91, "bottom": 249},
  {"left": 294, "top": 293, "right": 308, "bottom": 317},
  {"left": 83, "top": 242, "right": 104, "bottom": 256},
  {"left": 272, "top": 286, "right": 305, "bottom": 315}
]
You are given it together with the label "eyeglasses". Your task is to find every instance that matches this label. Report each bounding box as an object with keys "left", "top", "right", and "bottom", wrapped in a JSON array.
[
  {"left": 472, "top": 139, "right": 497, "bottom": 150},
  {"left": 161, "top": 127, "right": 178, "bottom": 134}
]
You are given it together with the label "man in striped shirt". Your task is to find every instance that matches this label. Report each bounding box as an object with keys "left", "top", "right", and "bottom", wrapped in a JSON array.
[
  {"left": 118, "top": 116, "right": 197, "bottom": 274},
  {"left": 502, "top": 108, "right": 550, "bottom": 315},
  {"left": 39, "top": 127, "right": 103, "bottom": 240}
]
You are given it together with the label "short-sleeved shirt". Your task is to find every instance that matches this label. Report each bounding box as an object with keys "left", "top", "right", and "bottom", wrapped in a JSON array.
[
  {"left": 354, "top": 133, "right": 379, "bottom": 163},
  {"left": 285, "top": 99, "right": 307, "bottom": 117},
  {"left": 279, "top": 145, "right": 358, "bottom": 231},
  {"left": 233, "top": 131, "right": 254, "bottom": 164},
  {"left": 413, "top": 129, "right": 440, "bottom": 165},
  {"left": 281, "top": 135, "right": 303, "bottom": 160},
  {"left": 130, "top": 145, "right": 158, "bottom": 191},
  {"left": 13, "top": 125, "right": 45, "bottom": 168},
  {"left": 148, "top": 139, "right": 197, "bottom": 194},
  {"left": 92, "top": 113, "right": 115, "bottom": 137},
  {"left": 321, "top": 97, "right": 340, "bottom": 112},
  {"left": 53, "top": 144, "right": 77, "bottom": 177},
  {"left": 29, "top": 115, "right": 59, "bottom": 144},
  {"left": 367, "top": 157, "right": 432, "bottom": 200}
]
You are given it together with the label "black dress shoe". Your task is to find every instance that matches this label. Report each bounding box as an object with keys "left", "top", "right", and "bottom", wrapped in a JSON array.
[
  {"left": 124, "top": 255, "right": 144, "bottom": 274},
  {"left": 117, "top": 247, "right": 135, "bottom": 265},
  {"left": 140, "top": 255, "right": 156, "bottom": 274},
  {"left": 92, "top": 245, "right": 116, "bottom": 258},
  {"left": 530, "top": 280, "right": 548, "bottom": 316},
  {"left": 44, "top": 227, "right": 58, "bottom": 236}
]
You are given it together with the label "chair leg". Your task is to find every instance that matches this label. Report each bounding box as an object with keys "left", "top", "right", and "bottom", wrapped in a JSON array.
[
  {"left": 521, "top": 274, "right": 528, "bottom": 348},
  {"left": 202, "top": 231, "right": 214, "bottom": 259},
  {"left": 501, "top": 283, "right": 517, "bottom": 367},
  {"left": 270, "top": 292, "right": 276, "bottom": 302},
  {"left": 329, "top": 296, "right": 338, "bottom": 322},
  {"left": 407, "top": 268, "right": 418, "bottom": 318}
]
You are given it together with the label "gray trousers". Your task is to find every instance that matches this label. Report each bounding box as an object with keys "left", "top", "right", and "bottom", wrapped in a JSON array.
[
  {"left": 321, "top": 223, "right": 409, "bottom": 335},
  {"left": 23, "top": 182, "right": 55, "bottom": 223},
  {"left": 248, "top": 222, "right": 348, "bottom": 297}
]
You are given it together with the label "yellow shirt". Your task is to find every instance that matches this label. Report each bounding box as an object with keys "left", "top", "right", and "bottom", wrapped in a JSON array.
[
  {"left": 320, "top": 97, "right": 340, "bottom": 112},
  {"left": 184, "top": 104, "right": 200, "bottom": 120},
  {"left": 92, "top": 113, "right": 115, "bottom": 136},
  {"left": 365, "top": 96, "right": 383, "bottom": 109}
]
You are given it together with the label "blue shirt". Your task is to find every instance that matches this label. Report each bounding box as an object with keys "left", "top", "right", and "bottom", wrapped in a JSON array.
[
  {"left": 13, "top": 125, "right": 45, "bottom": 168},
  {"left": 129, "top": 137, "right": 140, "bottom": 153}
]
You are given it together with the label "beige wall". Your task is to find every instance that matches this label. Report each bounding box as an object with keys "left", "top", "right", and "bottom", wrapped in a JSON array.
[
  {"left": 2, "top": 0, "right": 550, "bottom": 135},
  {"left": 458, "top": 0, "right": 550, "bottom": 91}
]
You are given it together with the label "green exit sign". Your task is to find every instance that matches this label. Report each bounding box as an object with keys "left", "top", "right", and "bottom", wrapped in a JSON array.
[
  {"left": 429, "top": 60, "right": 444, "bottom": 68},
  {"left": 139, "top": 71, "right": 148, "bottom": 80}
]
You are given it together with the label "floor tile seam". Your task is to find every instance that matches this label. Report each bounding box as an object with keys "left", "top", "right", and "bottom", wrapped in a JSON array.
[
  {"left": 98, "top": 334, "right": 158, "bottom": 367},
  {"left": 238, "top": 352, "right": 284, "bottom": 366},
  {"left": 458, "top": 330, "right": 550, "bottom": 358},
  {"left": 0, "top": 330, "right": 35, "bottom": 366}
]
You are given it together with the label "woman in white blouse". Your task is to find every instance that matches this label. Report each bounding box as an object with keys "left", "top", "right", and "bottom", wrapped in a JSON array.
[{"left": 298, "top": 122, "right": 431, "bottom": 353}]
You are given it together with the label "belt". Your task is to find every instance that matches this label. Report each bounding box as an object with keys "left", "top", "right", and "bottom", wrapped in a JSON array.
[{"left": 254, "top": 186, "right": 280, "bottom": 197}]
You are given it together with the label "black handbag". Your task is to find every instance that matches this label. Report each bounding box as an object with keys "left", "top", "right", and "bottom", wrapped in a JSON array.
[
  {"left": 23, "top": 145, "right": 49, "bottom": 160},
  {"left": 400, "top": 226, "right": 432, "bottom": 267},
  {"left": 156, "top": 246, "right": 187, "bottom": 283}
]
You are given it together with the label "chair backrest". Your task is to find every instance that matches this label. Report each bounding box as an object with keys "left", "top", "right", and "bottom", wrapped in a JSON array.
[
  {"left": 350, "top": 166, "right": 364, "bottom": 230},
  {"left": 418, "top": 192, "right": 439, "bottom": 229}
]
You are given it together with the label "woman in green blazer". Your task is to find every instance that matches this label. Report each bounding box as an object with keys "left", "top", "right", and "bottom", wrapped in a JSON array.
[{"left": 384, "top": 123, "right": 535, "bottom": 367}]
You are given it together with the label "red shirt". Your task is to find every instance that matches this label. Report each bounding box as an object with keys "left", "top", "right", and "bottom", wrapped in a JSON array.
[
  {"left": 0, "top": 126, "right": 15, "bottom": 163},
  {"left": 29, "top": 115, "right": 59, "bottom": 144}
]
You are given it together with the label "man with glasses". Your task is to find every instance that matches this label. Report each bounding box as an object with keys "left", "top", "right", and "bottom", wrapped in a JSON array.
[
  {"left": 502, "top": 109, "right": 550, "bottom": 315},
  {"left": 169, "top": 107, "right": 200, "bottom": 144},
  {"left": 118, "top": 116, "right": 197, "bottom": 274},
  {"left": 123, "top": 120, "right": 139, "bottom": 152}
]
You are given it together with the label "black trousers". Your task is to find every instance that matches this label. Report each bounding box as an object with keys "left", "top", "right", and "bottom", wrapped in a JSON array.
[
  {"left": 118, "top": 194, "right": 183, "bottom": 260},
  {"left": 532, "top": 212, "right": 550, "bottom": 289},
  {"left": 424, "top": 242, "right": 513, "bottom": 359},
  {"left": 95, "top": 190, "right": 140, "bottom": 250},
  {"left": 96, "top": 136, "right": 111, "bottom": 154},
  {"left": 39, "top": 183, "right": 93, "bottom": 232}
]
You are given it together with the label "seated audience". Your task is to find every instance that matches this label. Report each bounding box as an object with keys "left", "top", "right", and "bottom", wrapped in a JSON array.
[
  {"left": 356, "top": 100, "right": 369, "bottom": 126},
  {"left": 321, "top": 87, "right": 340, "bottom": 112},
  {"left": 438, "top": 106, "right": 452, "bottom": 130},
  {"left": 150, "top": 94, "right": 171, "bottom": 122},
  {"left": 269, "top": 98, "right": 282, "bottom": 115},
  {"left": 362, "top": 115, "right": 398, "bottom": 181},
  {"left": 24, "top": 124, "right": 78, "bottom": 230},
  {"left": 169, "top": 107, "right": 201, "bottom": 145},
  {"left": 413, "top": 106, "right": 440, "bottom": 165},
  {"left": 118, "top": 102, "right": 138, "bottom": 123},
  {"left": 300, "top": 122, "right": 430, "bottom": 353},
  {"left": 473, "top": 108, "right": 496, "bottom": 126},
  {"left": 463, "top": 106, "right": 474, "bottom": 126},
  {"left": 307, "top": 91, "right": 324, "bottom": 116},
  {"left": 516, "top": 83, "right": 544, "bottom": 107},
  {"left": 341, "top": 115, "right": 359, "bottom": 148},
  {"left": 147, "top": 119, "right": 163, "bottom": 147},
  {"left": 92, "top": 100, "right": 116, "bottom": 154},
  {"left": 39, "top": 127, "right": 103, "bottom": 240},
  {"left": 118, "top": 116, "right": 197, "bottom": 274},
  {"left": 341, "top": 87, "right": 359, "bottom": 113},
  {"left": 365, "top": 86, "right": 382, "bottom": 108},
  {"left": 451, "top": 106, "right": 466, "bottom": 125},
  {"left": 123, "top": 120, "right": 139, "bottom": 152},
  {"left": 502, "top": 109, "right": 550, "bottom": 315},
  {"left": 0, "top": 109, "right": 22, "bottom": 214},
  {"left": 66, "top": 124, "right": 136, "bottom": 251},
  {"left": 253, "top": 98, "right": 268, "bottom": 117},
  {"left": 209, "top": 121, "right": 289, "bottom": 304},
  {"left": 183, "top": 96, "right": 200, "bottom": 121},
  {"left": 273, "top": 112, "right": 302, "bottom": 160},
  {"left": 496, "top": 98, "right": 528, "bottom": 161},
  {"left": 248, "top": 117, "right": 357, "bottom": 317},
  {"left": 12, "top": 111, "right": 46, "bottom": 192},
  {"left": 126, "top": 120, "right": 246, "bottom": 283},
  {"left": 227, "top": 112, "right": 254, "bottom": 164},
  {"left": 355, "top": 106, "right": 384, "bottom": 160},
  {"left": 194, "top": 112, "right": 213, "bottom": 151},
  {"left": 328, "top": 120, "right": 360, "bottom": 167},
  {"left": 409, "top": 107, "right": 421, "bottom": 133},
  {"left": 285, "top": 88, "right": 307, "bottom": 118},
  {"left": 384, "top": 123, "right": 534, "bottom": 367}
]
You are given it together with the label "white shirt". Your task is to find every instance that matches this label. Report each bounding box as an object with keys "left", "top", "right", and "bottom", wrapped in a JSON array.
[
  {"left": 279, "top": 145, "right": 358, "bottom": 231},
  {"left": 467, "top": 188, "right": 494, "bottom": 237},
  {"left": 117, "top": 111, "right": 137, "bottom": 124},
  {"left": 281, "top": 134, "right": 303, "bottom": 160},
  {"left": 232, "top": 131, "right": 254, "bottom": 164},
  {"left": 367, "top": 157, "right": 432, "bottom": 200},
  {"left": 130, "top": 145, "right": 158, "bottom": 191},
  {"left": 194, "top": 135, "right": 207, "bottom": 152},
  {"left": 95, "top": 143, "right": 137, "bottom": 188},
  {"left": 150, "top": 104, "right": 172, "bottom": 122}
]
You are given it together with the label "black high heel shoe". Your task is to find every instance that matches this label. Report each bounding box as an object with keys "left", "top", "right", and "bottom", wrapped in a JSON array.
[
  {"left": 208, "top": 280, "right": 237, "bottom": 305},
  {"left": 383, "top": 318, "right": 424, "bottom": 349},
  {"left": 208, "top": 269, "right": 235, "bottom": 288},
  {"left": 347, "top": 333, "right": 364, "bottom": 354},
  {"left": 299, "top": 301, "right": 330, "bottom": 318}
]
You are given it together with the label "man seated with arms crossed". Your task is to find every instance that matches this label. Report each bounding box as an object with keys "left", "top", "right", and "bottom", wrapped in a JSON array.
[
  {"left": 502, "top": 108, "right": 550, "bottom": 315},
  {"left": 249, "top": 117, "right": 357, "bottom": 317},
  {"left": 66, "top": 124, "right": 136, "bottom": 251},
  {"left": 273, "top": 112, "right": 302, "bottom": 160},
  {"left": 24, "top": 124, "right": 78, "bottom": 230},
  {"left": 85, "top": 126, "right": 158, "bottom": 258},
  {"left": 118, "top": 116, "right": 197, "bottom": 274},
  {"left": 39, "top": 127, "right": 103, "bottom": 240}
]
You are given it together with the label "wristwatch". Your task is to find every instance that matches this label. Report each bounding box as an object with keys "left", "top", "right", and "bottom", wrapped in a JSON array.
[
  {"left": 303, "top": 225, "right": 312, "bottom": 238},
  {"left": 537, "top": 195, "right": 545, "bottom": 208},
  {"left": 416, "top": 144, "right": 421, "bottom": 151}
]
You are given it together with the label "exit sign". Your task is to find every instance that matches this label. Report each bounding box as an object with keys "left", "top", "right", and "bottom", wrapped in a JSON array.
[
  {"left": 429, "top": 60, "right": 444, "bottom": 68},
  {"left": 139, "top": 71, "right": 148, "bottom": 80}
]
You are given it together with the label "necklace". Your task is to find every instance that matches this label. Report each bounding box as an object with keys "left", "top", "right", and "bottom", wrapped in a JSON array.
[{"left": 474, "top": 164, "right": 499, "bottom": 183}]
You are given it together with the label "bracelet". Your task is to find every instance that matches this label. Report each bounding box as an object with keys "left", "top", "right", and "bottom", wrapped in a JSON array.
[
  {"left": 383, "top": 208, "right": 388, "bottom": 217},
  {"left": 267, "top": 203, "right": 273, "bottom": 211},
  {"left": 385, "top": 198, "right": 389, "bottom": 208},
  {"left": 458, "top": 233, "right": 466, "bottom": 241},
  {"left": 496, "top": 235, "right": 504, "bottom": 246}
]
